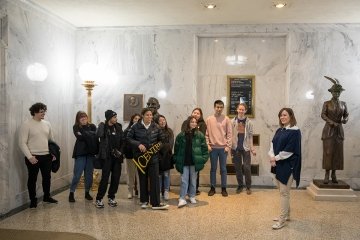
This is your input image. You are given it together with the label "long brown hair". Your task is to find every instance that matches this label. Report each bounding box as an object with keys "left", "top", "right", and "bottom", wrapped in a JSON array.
[
  {"left": 74, "top": 111, "right": 88, "bottom": 127},
  {"left": 185, "top": 116, "right": 198, "bottom": 133},
  {"left": 192, "top": 107, "right": 204, "bottom": 122},
  {"left": 278, "top": 108, "right": 297, "bottom": 127}
]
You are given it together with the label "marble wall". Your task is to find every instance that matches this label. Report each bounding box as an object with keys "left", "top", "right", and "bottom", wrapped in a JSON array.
[
  {"left": 198, "top": 36, "right": 287, "bottom": 186},
  {"left": 0, "top": 2, "right": 8, "bottom": 214},
  {"left": 75, "top": 25, "right": 360, "bottom": 189},
  {"left": 1, "top": 0, "right": 75, "bottom": 214},
  {"left": 2, "top": 0, "right": 360, "bottom": 216}
]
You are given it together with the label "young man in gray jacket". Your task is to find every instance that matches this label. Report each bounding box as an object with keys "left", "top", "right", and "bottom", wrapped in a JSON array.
[{"left": 231, "top": 103, "right": 256, "bottom": 195}]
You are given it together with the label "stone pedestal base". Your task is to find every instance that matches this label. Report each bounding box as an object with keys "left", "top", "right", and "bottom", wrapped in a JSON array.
[{"left": 307, "top": 180, "right": 357, "bottom": 202}]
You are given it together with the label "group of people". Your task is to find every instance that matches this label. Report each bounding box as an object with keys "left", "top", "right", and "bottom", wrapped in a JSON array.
[
  {"left": 19, "top": 99, "right": 303, "bottom": 230},
  {"left": 18, "top": 77, "right": 350, "bottom": 230}
]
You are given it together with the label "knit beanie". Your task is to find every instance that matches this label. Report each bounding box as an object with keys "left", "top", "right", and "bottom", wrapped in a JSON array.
[{"left": 105, "top": 110, "right": 117, "bottom": 121}]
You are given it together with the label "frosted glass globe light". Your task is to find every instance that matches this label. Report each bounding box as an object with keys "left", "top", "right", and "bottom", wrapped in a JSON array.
[
  {"left": 26, "top": 63, "right": 48, "bottom": 82},
  {"left": 157, "top": 90, "right": 167, "bottom": 99}
]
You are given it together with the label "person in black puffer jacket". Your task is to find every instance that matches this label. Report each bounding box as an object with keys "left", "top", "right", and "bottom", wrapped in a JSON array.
[
  {"left": 156, "top": 115, "right": 174, "bottom": 201},
  {"left": 127, "top": 108, "right": 169, "bottom": 210},
  {"left": 69, "top": 111, "right": 97, "bottom": 203},
  {"left": 95, "top": 110, "right": 124, "bottom": 208},
  {"left": 123, "top": 113, "right": 141, "bottom": 199}
]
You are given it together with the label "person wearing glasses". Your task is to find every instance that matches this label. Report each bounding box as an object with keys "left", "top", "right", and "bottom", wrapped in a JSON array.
[{"left": 19, "top": 102, "right": 58, "bottom": 209}]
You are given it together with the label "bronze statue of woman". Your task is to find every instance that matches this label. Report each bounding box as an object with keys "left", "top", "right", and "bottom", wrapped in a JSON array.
[{"left": 321, "top": 76, "right": 349, "bottom": 184}]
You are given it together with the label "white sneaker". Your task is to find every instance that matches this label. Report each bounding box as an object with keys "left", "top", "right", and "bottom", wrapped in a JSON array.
[
  {"left": 141, "top": 202, "right": 148, "bottom": 209},
  {"left": 152, "top": 203, "right": 169, "bottom": 210},
  {"left": 108, "top": 198, "right": 118, "bottom": 207},
  {"left": 189, "top": 197, "right": 197, "bottom": 204},
  {"left": 164, "top": 191, "right": 169, "bottom": 200},
  {"left": 127, "top": 192, "right": 133, "bottom": 199},
  {"left": 95, "top": 199, "right": 104, "bottom": 208},
  {"left": 272, "top": 221, "right": 285, "bottom": 230},
  {"left": 178, "top": 198, "right": 187, "bottom": 208}
]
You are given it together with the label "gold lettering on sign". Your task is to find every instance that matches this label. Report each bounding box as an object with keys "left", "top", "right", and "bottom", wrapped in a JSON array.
[{"left": 132, "top": 142, "right": 162, "bottom": 174}]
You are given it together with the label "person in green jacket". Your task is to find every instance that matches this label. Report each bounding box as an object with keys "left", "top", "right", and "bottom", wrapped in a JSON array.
[{"left": 174, "top": 116, "right": 209, "bottom": 208}]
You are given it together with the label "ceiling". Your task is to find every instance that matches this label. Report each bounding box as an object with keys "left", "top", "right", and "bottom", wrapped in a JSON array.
[{"left": 28, "top": 0, "right": 360, "bottom": 28}]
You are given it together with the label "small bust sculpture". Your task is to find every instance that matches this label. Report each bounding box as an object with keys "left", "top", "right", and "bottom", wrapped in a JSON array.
[
  {"left": 321, "top": 76, "right": 349, "bottom": 184},
  {"left": 146, "top": 97, "right": 161, "bottom": 122}
]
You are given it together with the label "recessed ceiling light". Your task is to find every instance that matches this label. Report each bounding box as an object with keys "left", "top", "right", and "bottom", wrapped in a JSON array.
[
  {"left": 204, "top": 3, "right": 216, "bottom": 9},
  {"left": 273, "top": 2, "right": 287, "bottom": 8}
]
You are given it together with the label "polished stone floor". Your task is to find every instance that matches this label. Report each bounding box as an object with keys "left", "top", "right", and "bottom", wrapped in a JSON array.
[{"left": 0, "top": 185, "right": 359, "bottom": 240}]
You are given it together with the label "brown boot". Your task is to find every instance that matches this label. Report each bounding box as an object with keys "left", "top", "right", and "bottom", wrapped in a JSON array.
[
  {"left": 324, "top": 170, "right": 330, "bottom": 184},
  {"left": 331, "top": 170, "right": 338, "bottom": 183}
]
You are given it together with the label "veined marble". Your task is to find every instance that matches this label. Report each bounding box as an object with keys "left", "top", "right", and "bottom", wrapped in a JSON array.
[
  {"left": 1, "top": 0, "right": 75, "bottom": 215},
  {"left": 1, "top": 0, "right": 360, "bottom": 217}
]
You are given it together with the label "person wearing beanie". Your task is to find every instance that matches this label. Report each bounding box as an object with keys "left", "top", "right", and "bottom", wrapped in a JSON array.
[{"left": 95, "top": 110, "right": 124, "bottom": 208}]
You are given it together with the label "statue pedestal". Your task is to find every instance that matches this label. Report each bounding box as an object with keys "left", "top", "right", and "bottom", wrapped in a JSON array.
[{"left": 307, "top": 179, "right": 357, "bottom": 202}]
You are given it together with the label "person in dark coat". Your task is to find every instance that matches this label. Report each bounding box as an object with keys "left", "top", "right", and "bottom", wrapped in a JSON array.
[
  {"left": 127, "top": 108, "right": 169, "bottom": 210},
  {"left": 156, "top": 115, "right": 174, "bottom": 200},
  {"left": 174, "top": 116, "right": 208, "bottom": 208},
  {"left": 268, "top": 108, "right": 301, "bottom": 230},
  {"left": 181, "top": 107, "right": 207, "bottom": 195},
  {"left": 95, "top": 110, "right": 124, "bottom": 208},
  {"left": 69, "top": 111, "right": 97, "bottom": 202}
]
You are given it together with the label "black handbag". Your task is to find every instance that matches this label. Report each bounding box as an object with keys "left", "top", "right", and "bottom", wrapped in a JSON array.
[
  {"left": 111, "top": 149, "right": 123, "bottom": 160},
  {"left": 93, "top": 157, "right": 103, "bottom": 169}
]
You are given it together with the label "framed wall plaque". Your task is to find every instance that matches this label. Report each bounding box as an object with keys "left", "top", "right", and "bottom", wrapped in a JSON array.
[
  {"left": 123, "top": 94, "right": 143, "bottom": 121},
  {"left": 227, "top": 75, "right": 255, "bottom": 118}
]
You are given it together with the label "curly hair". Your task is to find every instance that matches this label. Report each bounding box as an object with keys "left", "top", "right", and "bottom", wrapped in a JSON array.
[{"left": 29, "top": 102, "right": 47, "bottom": 116}]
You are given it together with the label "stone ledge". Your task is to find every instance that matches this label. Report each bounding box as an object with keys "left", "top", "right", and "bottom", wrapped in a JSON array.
[{"left": 307, "top": 182, "right": 357, "bottom": 202}]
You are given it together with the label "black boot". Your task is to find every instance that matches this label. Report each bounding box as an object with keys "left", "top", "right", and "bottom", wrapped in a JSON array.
[
  {"left": 30, "top": 198, "right": 37, "bottom": 209},
  {"left": 208, "top": 186, "right": 216, "bottom": 196},
  {"left": 69, "top": 192, "right": 75, "bottom": 202},
  {"left": 85, "top": 192, "right": 93, "bottom": 201},
  {"left": 324, "top": 170, "right": 330, "bottom": 184},
  {"left": 221, "top": 187, "right": 228, "bottom": 197}
]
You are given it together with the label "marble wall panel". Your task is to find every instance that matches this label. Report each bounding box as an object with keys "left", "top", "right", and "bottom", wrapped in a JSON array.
[
  {"left": 287, "top": 31, "right": 360, "bottom": 188},
  {"left": 0, "top": 3, "right": 8, "bottom": 214},
  {"left": 198, "top": 36, "right": 287, "bottom": 186},
  {"left": 75, "top": 29, "right": 196, "bottom": 134},
  {"left": 2, "top": 0, "right": 75, "bottom": 214}
]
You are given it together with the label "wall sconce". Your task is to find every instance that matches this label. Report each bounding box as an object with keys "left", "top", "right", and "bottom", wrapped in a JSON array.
[
  {"left": 79, "top": 63, "right": 98, "bottom": 123},
  {"left": 26, "top": 62, "right": 48, "bottom": 81}
]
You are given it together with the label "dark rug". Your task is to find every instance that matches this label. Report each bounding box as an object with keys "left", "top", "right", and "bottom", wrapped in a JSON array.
[{"left": 0, "top": 228, "right": 97, "bottom": 240}]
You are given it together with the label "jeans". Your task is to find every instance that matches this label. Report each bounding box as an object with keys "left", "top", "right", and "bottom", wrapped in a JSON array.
[
  {"left": 70, "top": 155, "right": 94, "bottom": 192},
  {"left": 159, "top": 170, "right": 170, "bottom": 192},
  {"left": 180, "top": 165, "right": 197, "bottom": 199},
  {"left": 25, "top": 154, "right": 52, "bottom": 201},
  {"left": 209, "top": 148, "right": 228, "bottom": 188},
  {"left": 232, "top": 149, "right": 251, "bottom": 189}
]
